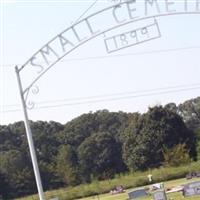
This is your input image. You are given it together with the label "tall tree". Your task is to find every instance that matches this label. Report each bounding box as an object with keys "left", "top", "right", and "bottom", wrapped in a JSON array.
[
  {"left": 121, "top": 106, "right": 196, "bottom": 171},
  {"left": 0, "top": 171, "right": 10, "bottom": 199},
  {"left": 178, "top": 97, "right": 200, "bottom": 131},
  {"left": 78, "top": 131, "right": 126, "bottom": 182},
  {"left": 56, "top": 145, "right": 79, "bottom": 186},
  {"left": 0, "top": 150, "right": 36, "bottom": 197},
  {"left": 196, "top": 130, "right": 200, "bottom": 160},
  {"left": 162, "top": 143, "right": 191, "bottom": 167}
]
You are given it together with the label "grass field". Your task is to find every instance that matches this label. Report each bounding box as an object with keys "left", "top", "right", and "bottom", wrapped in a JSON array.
[
  {"left": 17, "top": 162, "right": 200, "bottom": 200},
  {"left": 78, "top": 178, "right": 200, "bottom": 200}
]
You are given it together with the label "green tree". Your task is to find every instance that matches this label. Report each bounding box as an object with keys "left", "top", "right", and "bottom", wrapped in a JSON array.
[
  {"left": 0, "top": 150, "right": 35, "bottom": 198},
  {"left": 0, "top": 171, "right": 10, "bottom": 199},
  {"left": 121, "top": 106, "right": 195, "bottom": 171},
  {"left": 178, "top": 97, "right": 200, "bottom": 131},
  {"left": 30, "top": 121, "right": 64, "bottom": 162},
  {"left": 78, "top": 132, "right": 126, "bottom": 182},
  {"left": 0, "top": 125, "right": 20, "bottom": 151},
  {"left": 30, "top": 121, "right": 64, "bottom": 189},
  {"left": 56, "top": 145, "right": 79, "bottom": 186},
  {"left": 1, "top": 121, "right": 64, "bottom": 195},
  {"left": 162, "top": 143, "right": 191, "bottom": 167},
  {"left": 196, "top": 130, "right": 200, "bottom": 160},
  {"left": 57, "top": 110, "right": 130, "bottom": 147},
  {"left": 197, "top": 141, "right": 200, "bottom": 160}
]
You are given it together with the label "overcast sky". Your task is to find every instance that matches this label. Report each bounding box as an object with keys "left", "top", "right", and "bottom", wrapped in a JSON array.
[{"left": 1, "top": 0, "right": 200, "bottom": 125}]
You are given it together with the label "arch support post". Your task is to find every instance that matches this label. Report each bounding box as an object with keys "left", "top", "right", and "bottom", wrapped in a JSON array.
[{"left": 15, "top": 66, "right": 45, "bottom": 200}]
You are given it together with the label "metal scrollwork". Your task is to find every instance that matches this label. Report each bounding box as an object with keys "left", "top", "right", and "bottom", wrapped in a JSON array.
[
  {"left": 24, "top": 85, "right": 39, "bottom": 109},
  {"left": 31, "top": 85, "right": 39, "bottom": 95}
]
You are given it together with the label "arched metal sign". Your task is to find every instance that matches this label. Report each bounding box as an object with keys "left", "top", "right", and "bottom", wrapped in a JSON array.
[{"left": 15, "top": 1, "right": 200, "bottom": 200}]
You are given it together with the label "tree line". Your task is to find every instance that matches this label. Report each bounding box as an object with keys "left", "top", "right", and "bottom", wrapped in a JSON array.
[{"left": 0, "top": 97, "right": 200, "bottom": 199}]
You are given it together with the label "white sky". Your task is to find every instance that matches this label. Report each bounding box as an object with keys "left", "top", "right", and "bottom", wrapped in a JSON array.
[{"left": 1, "top": 0, "right": 200, "bottom": 125}]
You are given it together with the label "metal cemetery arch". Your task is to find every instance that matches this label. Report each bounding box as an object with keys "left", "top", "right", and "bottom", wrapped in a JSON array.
[{"left": 15, "top": 1, "right": 200, "bottom": 200}]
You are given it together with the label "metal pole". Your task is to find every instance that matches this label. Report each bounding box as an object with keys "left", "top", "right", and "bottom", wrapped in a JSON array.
[{"left": 15, "top": 66, "right": 45, "bottom": 200}]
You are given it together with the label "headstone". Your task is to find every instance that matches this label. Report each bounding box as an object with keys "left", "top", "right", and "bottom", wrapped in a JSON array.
[
  {"left": 153, "top": 190, "right": 167, "bottom": 200},
  {"left": 183, "top": 181, "right": 200, "bottom": 197},
  {"left": 196, "top": 172, "right": 200, "bottom": 177},
  {"left": 128, "top": 188, "right": 148, "bottom": 199}
]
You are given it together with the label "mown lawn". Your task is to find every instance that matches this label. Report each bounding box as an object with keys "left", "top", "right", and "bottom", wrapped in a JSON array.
[
  {"left": 78, "top": 178, "right": 200, "bottom": 200},
  {"left": 17, "top": 162, "right": 200, "bottom": 200},
  {"left": 17, "top": 177, "right": 200, "bottom": 200}
]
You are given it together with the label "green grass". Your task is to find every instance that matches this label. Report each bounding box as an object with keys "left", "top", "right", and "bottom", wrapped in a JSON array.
[
  {"left": 17, "top": 161, "right": 200, "bottom": 200},
  {"left": 79, "top": 178, "right": 200, "bottom": 200}
]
